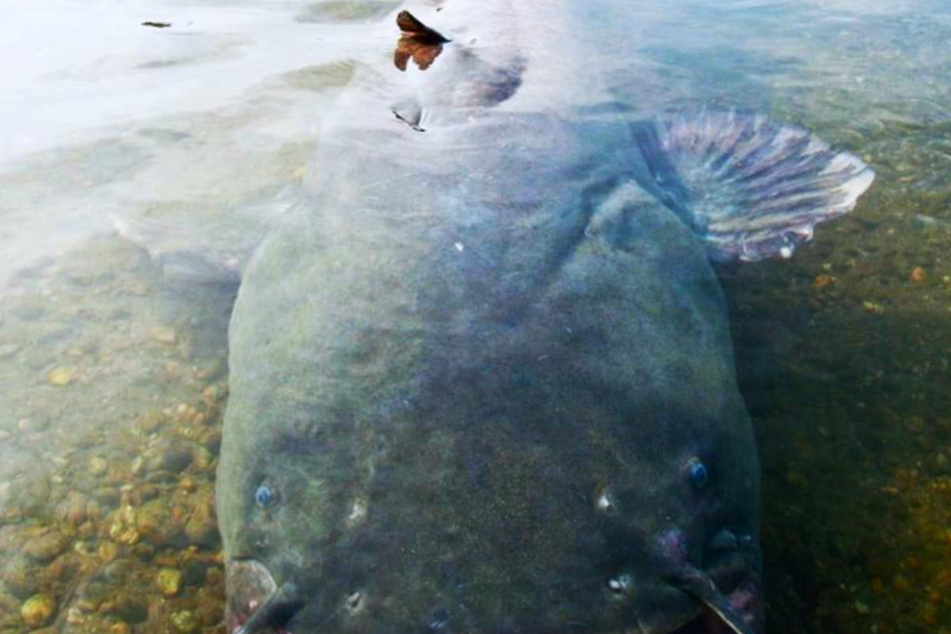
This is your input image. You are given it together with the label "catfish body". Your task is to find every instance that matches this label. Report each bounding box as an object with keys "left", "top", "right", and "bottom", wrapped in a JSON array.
[{"left": 216, "top": 2, "right": 872, "bottom": 633}]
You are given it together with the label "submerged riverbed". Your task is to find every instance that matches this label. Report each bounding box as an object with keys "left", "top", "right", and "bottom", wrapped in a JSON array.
[{"left": 2, "top": 0, "right": 951, "bottom": 632}]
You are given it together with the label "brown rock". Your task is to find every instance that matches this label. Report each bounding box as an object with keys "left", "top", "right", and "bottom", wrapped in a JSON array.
[
  {"left": 111, "top": 622, "right": 133, "bottom": 634},
  {"left": 812, "top": 274, "right": 834, "bottom": 290},
  {"left": 110, "top": 594, "right": 148, "bottom": 624},
  {"left": 178, "top": 477, "right": 197, "bottom": 493},
  {"left": 198, "top": 429, "right": 221, "bottom": 453},
  {"left": 21, "top": 593, "right": 56, "bottom": 628},
  {"left": 23, "top": 529, "right": 69, "bottom": 563},
  {"left": 151, "top": 326, "right": 177, "bottom": 345},
  {"left": 89, "top": 456, "right": 108, "bottom": 476},
  {"left": 136, "top": 499, "right": 185, "bottom": 547},
  {"left": 47, "top": 367, "right": 74, "bottom": 386},
  {"left": 184, "top": 501, "right": 218, "bottom": 548},
  {"left": 0, "top": 556, "right": 39, "bottom": 598},
  {"left": 98, "top": 541, "right": 119, "bottom": 562},
  {"left": 0, "top": 593, "right": 20, "bottom": 627},
  {"left": 56, "top": 491, "right": 89, "bottom": 526},
  {"left": 142, "top": 439, "right": 193, "bottom": 473},
  {"left": 156, "top": 568, "right": 182, "bottom": 597},
  {"left": 135, "top": 410, "right": 166, "bottom": 434}
]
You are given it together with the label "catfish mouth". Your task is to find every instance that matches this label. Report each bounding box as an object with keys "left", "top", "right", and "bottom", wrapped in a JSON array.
[
  {"left": 223, "top": 556, "right": 760, "bottom": 634},
  {"left": 667, "top": 555, "right": 763, "bottom": 634},
  {"left": 225, "top": 560, "right": 302, "bottom": 634}
]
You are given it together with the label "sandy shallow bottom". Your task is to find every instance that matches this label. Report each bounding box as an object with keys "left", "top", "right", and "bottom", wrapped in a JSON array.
[{"left": 1, "top": 143, "right": 949, "bottom": 634}]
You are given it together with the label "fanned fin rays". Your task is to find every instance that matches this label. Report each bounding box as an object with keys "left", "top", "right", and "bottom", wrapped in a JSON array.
[{"left": 629, "top": 108, "right": 875, "bottom": 262}]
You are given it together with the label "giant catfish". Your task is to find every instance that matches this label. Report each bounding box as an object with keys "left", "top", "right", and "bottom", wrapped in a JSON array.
[{"left": 214, "top": 2, "right": 875, "bottom": 633}]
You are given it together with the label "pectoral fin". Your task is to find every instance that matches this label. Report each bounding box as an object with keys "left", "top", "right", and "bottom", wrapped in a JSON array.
[{"left": 629, "top": 108, "right": 875, "bottom": 262}]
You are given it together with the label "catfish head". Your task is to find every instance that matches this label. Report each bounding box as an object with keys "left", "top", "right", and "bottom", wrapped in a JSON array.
[{"left": 216, "top": 380, "right": 764, "bottom": 634}]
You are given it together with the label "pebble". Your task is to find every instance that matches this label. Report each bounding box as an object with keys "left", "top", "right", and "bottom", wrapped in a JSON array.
[
  {"left": 862, "top": 301, "right": 885, "bottom": 314},
  {"left": 111, "top": 622, "right": 133, "bottom": 634},
  {"left": 142, "top": 439, "right": 194, "bottom": 473},
  {"left": 23, "top": 529, "right": 69, "bottom": 563},
  {"left": 75, "top": 598, "right": 97, "bottom": 613},
  {"left": 98, "top": 541, "right": 119, "bottom": 562},
  {"left": 193, "top": 446, "right": 215, "bottom": 470},
  {"left": 66, "top": 606, "right": 85, "bottom": 625},
  {"left": 198, "top": 429, "right": 222, "bottom": 453},
  {"left": 55, "top": 491, "right": 89, "bottom": 525},
  {"left": 47, "top": 367, "right": 75, "bottom": 386},
  {"left": 94, "top": 486, "right": 121, "bottom": 507},
  {"left": 181, "top": 559, "right": 207, "bottom": 587},
  {"left": 136, "top": 499, "right": 182, "bottom": 546},
  {"left": 89, "top": 456, "right": 108, "bottom": 476},
  {"left": 179, "top": 476, "right": 197, "bottom": 493},
  {"left": 170, "top": 609, "right": 200, "bottom": 633},
  {"left": 21, "top": 593, "right": 56, "bottom": 627},
  {"left": 110, "top": 594, "right": 148, "bottom": 624},
  {"left": 185, "top": 501, "right": 218, "bottom": 548},
  {"left": 0, "top": 555, "right": 38, "bottom": 598},
  {"left": 135, "top": 410, "right": 166, "bottom": 434},
  {"left": 151, "top": 326, "right": 177, "bottom": 345},
  {"left": 812, "top": 274, "right": 835, "bottom": 290},
  {"left": 156, "top": 568, "right": 182, "bottom": 597},
  {"left": 910, "top": 266, "right": 927, "bottom": 284},
  {"left": 109, "top": 506, "right": 140, "bottom": 545},
  {"left": 346, "top": 497, "right": 368, "bottom": 528},
  {"left": 936, "top": 453, "right": 949, "bottom": 470},
  {"left": 0, "top": 593, "right": 19, "bottom": 626}
]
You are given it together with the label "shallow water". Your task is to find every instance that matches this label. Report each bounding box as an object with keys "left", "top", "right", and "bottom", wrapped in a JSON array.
[{"left": 1, "top": 0, "right": 950, "bottom": 632}]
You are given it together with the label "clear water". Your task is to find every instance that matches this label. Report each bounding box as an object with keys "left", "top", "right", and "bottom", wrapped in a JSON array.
[{"left": 1, "top": 0, "right": 950, "bottom": 632}]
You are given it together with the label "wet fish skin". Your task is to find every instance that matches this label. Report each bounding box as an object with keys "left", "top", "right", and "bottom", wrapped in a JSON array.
[
  {"left": 216, "top": 2, "right": 871, "bottom": 632},
  {"left": 217, "top": 109, "right": 762, "bottom": 633}
]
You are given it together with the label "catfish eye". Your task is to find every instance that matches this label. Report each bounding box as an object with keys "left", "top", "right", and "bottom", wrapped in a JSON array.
[
  {"left": 255, "top": 484, "right": 275, "bottom": 508},
  {"left": 685, "top": 457, "right": 709, "bottom": 489}
]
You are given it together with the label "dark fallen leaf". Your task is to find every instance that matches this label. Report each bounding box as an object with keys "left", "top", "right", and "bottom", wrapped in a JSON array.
[
  {"left": 141, "top": 21, "right": 172, "bottom": 28},
  {"left": 396, "top": 11, "right": 449, "bottom": 44},
  {"left": 394, "top": 11, "right": 449, "bottom": 71}
]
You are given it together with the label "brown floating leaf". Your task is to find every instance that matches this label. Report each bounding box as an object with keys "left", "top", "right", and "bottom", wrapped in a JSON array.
[
  {"left": 397, "top": 11, "right": 450, "bottom": 43},
  {"left": 142, "top": 21, "right": 172, "bottom": 28},
  {"left": 394, "top": 10, "right": 449, "bottom": 71}
]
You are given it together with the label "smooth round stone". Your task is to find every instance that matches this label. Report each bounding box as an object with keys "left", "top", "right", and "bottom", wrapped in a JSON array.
[
  {"left": 21, "top": 593, "right": 56, "bottom": 628},
  {"left": 47, "top": 367, "right": 74, "bottom": 386},
  {"left": 156, "top": 568, "right": 182, "bottom": 597},
  {"left": 170, "top": 610, "right": 199, "bottom": 633}
]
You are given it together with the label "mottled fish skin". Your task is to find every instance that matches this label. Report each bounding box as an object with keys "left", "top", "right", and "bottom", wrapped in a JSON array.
[{"left": 216, "top": 2, "right": 767, "bottom": 633}]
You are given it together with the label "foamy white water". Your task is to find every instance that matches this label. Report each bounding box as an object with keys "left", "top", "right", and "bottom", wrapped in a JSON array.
[
  {"left": 0, "top": 0, "right": 364, "bottom": 164},
  {"left": 0, "top": 0, "right": 370, "bottom": 289}
]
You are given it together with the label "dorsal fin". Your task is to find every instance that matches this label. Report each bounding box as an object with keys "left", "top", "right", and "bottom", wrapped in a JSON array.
[{"left": 394, "top": 10, "right": 451, "bottom": 71}]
